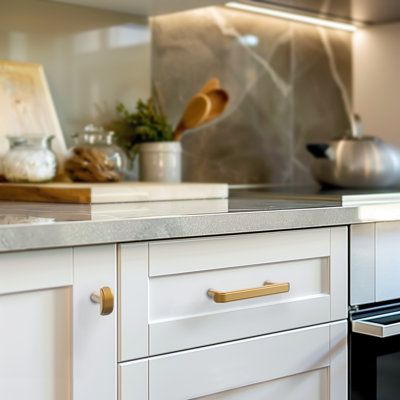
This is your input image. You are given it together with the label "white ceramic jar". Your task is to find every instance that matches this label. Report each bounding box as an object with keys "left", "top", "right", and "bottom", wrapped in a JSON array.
[
  {"left": 139, "top": 142, "right": 182, "bottom": 183},
  {"left": 2, "top": 136, "right": 58, "bottom": 183}
]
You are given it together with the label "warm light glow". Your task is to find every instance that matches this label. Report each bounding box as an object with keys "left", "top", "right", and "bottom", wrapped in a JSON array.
[{"left": 226, "top": 2, "right": 357, "bottom": 32}]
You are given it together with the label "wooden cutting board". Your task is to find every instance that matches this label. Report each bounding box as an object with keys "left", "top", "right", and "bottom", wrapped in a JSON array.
[
  {"left": 0, "top": 60, "right": 67, "bottom": 160},
  {"left": 0, "top": 182, "right": 229, "bottom": 204}
]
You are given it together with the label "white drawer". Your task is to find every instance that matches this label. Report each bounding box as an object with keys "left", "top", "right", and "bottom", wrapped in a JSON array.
[
  {"left": 119, "top": 227, "right": 347, "bottom": 360},
  {"left": 119, "top": 321, "right": 347, "bottom": 400}
]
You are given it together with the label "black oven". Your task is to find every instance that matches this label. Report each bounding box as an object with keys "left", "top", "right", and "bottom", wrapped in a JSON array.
[{"left": 351, "top": 303, "right": 400, "bottom": 400}]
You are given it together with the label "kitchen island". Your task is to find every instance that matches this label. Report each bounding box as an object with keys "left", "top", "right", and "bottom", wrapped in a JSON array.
[{"left": 2, "top": 193, "right": 400, "bottom": 399}]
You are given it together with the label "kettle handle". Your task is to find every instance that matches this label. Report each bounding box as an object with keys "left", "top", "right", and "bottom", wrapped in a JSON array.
[{"left": 307, "top": 144, "right": 330, "bottom": 159}]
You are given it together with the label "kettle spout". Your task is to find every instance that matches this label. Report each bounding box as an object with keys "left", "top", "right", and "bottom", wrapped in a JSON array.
[{"left": 307, "top": 144, "right": 330, "bottom": 159}]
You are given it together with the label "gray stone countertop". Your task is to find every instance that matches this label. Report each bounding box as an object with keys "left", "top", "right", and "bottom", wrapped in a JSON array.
[{"left": 1, "top": 195, "right": 400, "bottom": 253}]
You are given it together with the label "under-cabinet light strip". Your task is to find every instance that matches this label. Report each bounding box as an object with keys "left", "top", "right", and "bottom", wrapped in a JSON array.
[{"left": 225, "top": 2, "right": 357, "bottom": 32}]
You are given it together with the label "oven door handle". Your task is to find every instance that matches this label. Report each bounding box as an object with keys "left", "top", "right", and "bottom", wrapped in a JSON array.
[{"left": 352, "top": 318, "right": 400, "bottom": 338}]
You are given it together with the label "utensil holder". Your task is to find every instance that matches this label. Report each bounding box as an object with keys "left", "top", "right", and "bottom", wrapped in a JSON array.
[{"left": 139, "top": 142, "right": 182, "bottom": 183}]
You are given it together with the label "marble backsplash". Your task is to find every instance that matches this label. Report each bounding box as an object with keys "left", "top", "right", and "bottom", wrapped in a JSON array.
[{"left": 152, "top": 5, "right": 352, "bottom": 184}]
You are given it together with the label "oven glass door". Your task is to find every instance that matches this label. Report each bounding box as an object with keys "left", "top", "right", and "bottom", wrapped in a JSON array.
[{"left": 351, "top": 311, "right": 400, "bottom": 400}]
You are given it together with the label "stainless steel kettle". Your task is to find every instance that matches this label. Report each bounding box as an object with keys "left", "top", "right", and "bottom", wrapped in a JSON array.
[{"left": 307, "top": 116, "right": 400, "bottom": 188}]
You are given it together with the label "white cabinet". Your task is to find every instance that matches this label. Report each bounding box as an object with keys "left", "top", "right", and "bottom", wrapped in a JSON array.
[
  {"left": 119, "top": 227, "right": 348, "bottom": 359},
  {"left": 351, "top": 221, "right": 400, "bottom": 304},
  {"left": 0, "top": 245, "right": 117, "bottom": 400},
  {"left": 0, "top": 227, "right": 348, "bottom": 400},
  {"left": 73, "top": 245, "right": 117, "bottom": 400},
  {"left": 119, "top": 321, "right": 347, "bottom": 400},
  {"left": 375, "top": 221, "right": 400, "bottom": 302},
  {"left": 118, "top": 227, "right": 348, "bottom": 400}
]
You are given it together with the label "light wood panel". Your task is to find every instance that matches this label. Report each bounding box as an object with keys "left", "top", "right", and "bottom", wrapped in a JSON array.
[
  {"left": 0, "top": 182, "right": 228, "bottom": 203},
  {"left": 0, "top": 60, "right": 66, "bottom": 159}
]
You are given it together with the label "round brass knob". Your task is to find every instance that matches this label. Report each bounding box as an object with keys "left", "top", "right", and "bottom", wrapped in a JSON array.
[{"left": 90, "top": 287, "right": 114, "bottom": 316}]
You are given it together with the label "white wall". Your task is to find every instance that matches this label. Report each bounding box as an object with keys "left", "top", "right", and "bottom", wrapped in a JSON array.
[
  {"left": 0, "top": 0, "right": 151, "bottom": 146},
  {"left": 353, "top": 23, "right": 400, "bottom": 146}
]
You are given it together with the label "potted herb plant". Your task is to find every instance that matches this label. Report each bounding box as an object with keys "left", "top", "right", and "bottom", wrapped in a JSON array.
[{"left": 111, "top": 98, "right": 182, "bottom": 183}]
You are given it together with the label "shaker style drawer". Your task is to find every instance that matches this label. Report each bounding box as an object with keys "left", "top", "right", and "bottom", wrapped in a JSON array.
[
  {"left": 118, "top": 321, "right": 347, "bottom": 400},
  {"left": 119, "top": 227, "right": 347, "bottom": 360},
  {"left": 149, "top": 227, "right": 347, "bottom": 355}
]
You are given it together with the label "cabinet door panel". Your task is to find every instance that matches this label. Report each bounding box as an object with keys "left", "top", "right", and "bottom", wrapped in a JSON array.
[
  {"left": 376, "top": 221, "right": 400, "bottom": 302},
  {"left": 0, "top": 245, "right": 117, "bottom": 400},
  {"left": 0, "top": 248, "right": 73, "bottom": 295},
  {"left": 73, "top": 245, "right": 117, "bottom": 400},
  {"left": 0, "top": 288, "right": 71, "bottom": 400}
]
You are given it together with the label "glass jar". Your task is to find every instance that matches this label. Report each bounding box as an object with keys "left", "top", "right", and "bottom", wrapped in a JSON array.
[
  {"left": 67, "top": 125, "right": 128, "bottom": 182},
  {"left": 2, "top": 136, "right": 58, "bottom": 183}
]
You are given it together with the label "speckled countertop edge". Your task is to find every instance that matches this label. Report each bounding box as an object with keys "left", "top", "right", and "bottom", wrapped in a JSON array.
[{"left": 1, "top": 203, "right": 394, "bottom": 253}]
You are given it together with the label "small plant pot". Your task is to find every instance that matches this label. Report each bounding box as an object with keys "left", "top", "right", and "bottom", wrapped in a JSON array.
[{"left": 139, "top": 142, "right": 182, "bottom": 182}]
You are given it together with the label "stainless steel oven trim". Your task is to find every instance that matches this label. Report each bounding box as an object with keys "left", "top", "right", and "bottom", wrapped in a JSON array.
[{"left": 352, "top": 311, "right": 400, "bottom": 338}]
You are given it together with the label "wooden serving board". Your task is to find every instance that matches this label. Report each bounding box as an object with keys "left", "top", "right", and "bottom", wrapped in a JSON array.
[
  {"left": 0, "top": 60, "right": 67, "bottom": 160},
  {"left": 0, "top": 182, "right": 229, "bottom": 204}
]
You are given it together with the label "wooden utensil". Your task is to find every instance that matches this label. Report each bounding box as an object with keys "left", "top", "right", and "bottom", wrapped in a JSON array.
[
  {"left": 173, "top": 93, "right": 212, "bottom": 141},
  {"left": 200, "top": 78, "right": 221, "bottom": 94},
  {"left": 204, "top": 89, "right": 230, "bottom": 123}
]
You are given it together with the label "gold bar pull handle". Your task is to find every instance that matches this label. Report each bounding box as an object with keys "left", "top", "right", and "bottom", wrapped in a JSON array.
[
  {"left": 90, "top": 287, "right": 114, "bottom": 316},
  {"left": 208, "top": 281, "right": 290, "bottom": 303}
]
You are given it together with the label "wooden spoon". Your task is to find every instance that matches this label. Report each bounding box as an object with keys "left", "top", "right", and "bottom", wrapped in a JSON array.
[
  {"left": 200, "top": 78, "right": 221, "bottom": 94},
  {"left": 203, "top": 89, "right": 229, "bottom": 123},
  {"left": 173, "top": 93, "right": 212, "bottom": 141}
]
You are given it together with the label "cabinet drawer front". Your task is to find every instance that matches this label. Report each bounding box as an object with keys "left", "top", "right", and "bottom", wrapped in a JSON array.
[
  {"left": 150, "top": 258, "right": 330, "bottom": 354},
  {"left": 119, "top": 227, "right": 347, "bottom": 360},
  {"left": 150, "top": 324, "right": 331, "bottom": 399},
  {"left": 148, "top": 227, "right": 347, "bottom": 355},
  {"left": 197, "top": 369, "right": 329, "bottom": 400},
  {"left": 118, "top": 321, "right": 347, "bottom": 400}
]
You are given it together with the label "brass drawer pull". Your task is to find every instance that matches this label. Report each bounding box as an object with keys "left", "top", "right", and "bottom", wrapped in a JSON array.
[
  {"left": 208, "top": 282, "right": 290, "bottom": 303},
  {"left": 90, "top": 287, "right": 114, "bottom": 315}
]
